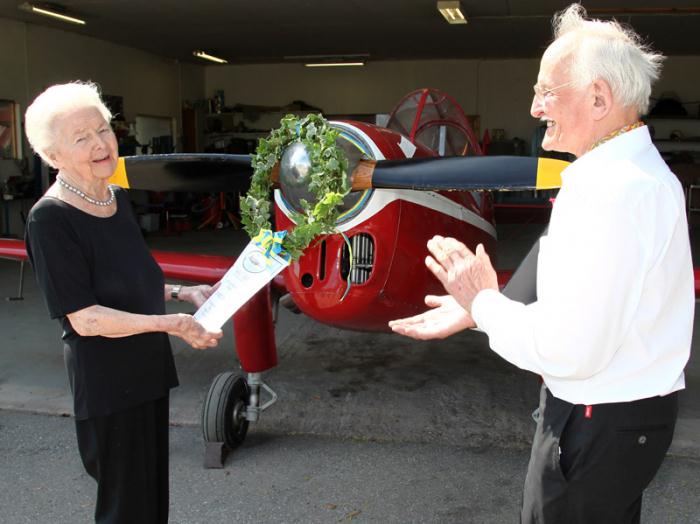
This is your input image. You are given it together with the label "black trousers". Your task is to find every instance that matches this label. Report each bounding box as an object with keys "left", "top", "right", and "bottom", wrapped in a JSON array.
[
  {"left": 521, "top": 385, "right": 678, "bottom": 524},
  {"left": 75, "top": 395, "right": 170, "bottom": 524}
]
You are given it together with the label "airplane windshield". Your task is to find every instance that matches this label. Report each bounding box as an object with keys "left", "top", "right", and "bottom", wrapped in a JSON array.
[
  {"left": 386, "top": 88, "right": 480, "bottom": 157},
  {"left": 332, "top": 128, "right": 373, "bottom": 224}
]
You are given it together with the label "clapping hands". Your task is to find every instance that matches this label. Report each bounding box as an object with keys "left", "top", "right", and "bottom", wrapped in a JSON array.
[{"left": 389, "top": 236, "right": 498, "bottom": 340}]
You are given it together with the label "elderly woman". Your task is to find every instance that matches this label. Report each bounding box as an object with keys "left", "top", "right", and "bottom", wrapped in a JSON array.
[{"left": 24, "top": 81, "right": 222, "bottom": 523}]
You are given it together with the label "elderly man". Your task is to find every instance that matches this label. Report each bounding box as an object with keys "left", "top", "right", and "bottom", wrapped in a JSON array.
[{"left": 390, "top": 4, "right": 693, "bottom": 523}]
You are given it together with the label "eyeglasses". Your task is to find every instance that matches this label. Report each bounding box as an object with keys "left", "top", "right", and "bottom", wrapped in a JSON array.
[{"left": 532, "top": 81, "right": 574, "bottom": 100}]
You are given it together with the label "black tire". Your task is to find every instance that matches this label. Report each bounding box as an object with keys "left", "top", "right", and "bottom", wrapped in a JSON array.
[{"left": 201, "top": 372, "right": 250, "bottom": 449}]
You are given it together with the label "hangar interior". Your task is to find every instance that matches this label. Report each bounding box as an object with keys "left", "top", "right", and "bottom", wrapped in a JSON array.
[
  {"left": 0, "top": 2, "right": 699, "bottom": 520},
  {"left": 1, "top": 1, "right": 700, "bottom": 235}
]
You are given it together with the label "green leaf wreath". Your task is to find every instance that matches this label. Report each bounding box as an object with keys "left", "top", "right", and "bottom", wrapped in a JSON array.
[{"left": 240, "top": 113, "right": 350, "bottom": 261}]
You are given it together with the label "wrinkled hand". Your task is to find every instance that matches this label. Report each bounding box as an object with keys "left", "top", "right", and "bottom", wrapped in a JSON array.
[
  {"left": 425, "top": 236, "right": 498, "bottom": 314},
  {"left": 171, "top": 314, "right": 222, "bottom": 350},
  {"left": 389, "top": 295, "right": 475, "bottom": 340},
  {"left": 184, "top": 282, "right": 221, "bottom": 308}
]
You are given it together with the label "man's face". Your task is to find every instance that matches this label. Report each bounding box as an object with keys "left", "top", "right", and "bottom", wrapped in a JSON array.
[{"left": 530, "top": 44, "right": 592, "bottom": 157}]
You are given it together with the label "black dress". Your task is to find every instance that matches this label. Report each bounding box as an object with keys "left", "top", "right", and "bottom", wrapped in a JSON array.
[{"left": 25, "top": 187, "right": 178, "bottom": 523}]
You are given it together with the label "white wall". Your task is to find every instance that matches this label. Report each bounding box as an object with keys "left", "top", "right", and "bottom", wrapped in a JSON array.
[
  {"left": 180, "top": 62, "right": 206, "bottom": 106},
  {"left": 3, "top": 14, "right": 699, "bottom": 151},
  {"left": 655, "top": 56, "right": 700, "bottom": 118},
  {"left": 206, "top": 56, "right": 700, "bottom": 148},
  {"left": 0, "top": 16, "right": 206, "bottom": 154},
  {"left": 2, "top": 13, "right": 700, "bottom": 236},
  {"left": 0, "top": 18, "right": 30, "bottom": 112},
  {"left": 0, "top": 16, "right": 205, "bottom": 235},
  {"left": 204, "top": 59, "right": 541, "bottom": 146},
  {"left": 25, "top": 26, "right": 178, "bottom": 122},
  {"left": 3, "top": 13, "right": 699, "bottom": 154}
]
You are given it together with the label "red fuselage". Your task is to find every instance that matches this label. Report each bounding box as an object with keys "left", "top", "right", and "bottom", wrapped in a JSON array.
[{"left": 275, "top": 121, "right": 496, "bottom": 332}]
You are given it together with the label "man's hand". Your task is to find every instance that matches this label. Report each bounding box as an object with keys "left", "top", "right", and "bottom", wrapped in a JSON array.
[
  {"left": 426, "top": 237, "right": 498, "bottom": 314},
  {"left": 389, "top": 295, "right": 475, "bottom": 340}
]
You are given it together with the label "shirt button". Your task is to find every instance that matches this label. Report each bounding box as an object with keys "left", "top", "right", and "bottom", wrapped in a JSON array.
[{"left": 638, "top": 435, "right": 647, "bottom": 445}]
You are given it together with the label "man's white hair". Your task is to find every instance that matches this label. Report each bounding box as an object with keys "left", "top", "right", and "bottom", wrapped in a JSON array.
[
  {"left": 25, "top": 81, "right": 112, "bottom": 166},
  {"left": 552, "top": 3, "right": 664, "bottom": 115}
]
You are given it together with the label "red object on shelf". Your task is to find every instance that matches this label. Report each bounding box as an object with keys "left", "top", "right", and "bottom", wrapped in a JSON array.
[{"left": 482, "top": 129, "right": 491, "bottom": 155}]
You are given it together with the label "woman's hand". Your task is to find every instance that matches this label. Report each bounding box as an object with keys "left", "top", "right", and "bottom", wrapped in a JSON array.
[
  {"left": 389, "top": 294, "right": 475, "bottom": 340},
  {"left": 181, "top": 282, "right": 221, "bottom": 308},
  {"left": 66, "top": 305, "right": 223, "bottom": 347},
  {"left": 168, "top": 314, "right": 223, "bottom": 350}
]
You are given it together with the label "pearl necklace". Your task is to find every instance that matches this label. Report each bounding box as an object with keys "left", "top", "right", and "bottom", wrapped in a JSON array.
[{"left": 57, "top": 176, "right": 115, "bottom": 207}]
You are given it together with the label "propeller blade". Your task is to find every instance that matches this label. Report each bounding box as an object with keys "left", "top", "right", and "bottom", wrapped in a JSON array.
[
  {"left": 351, "top": 156, "right": 569, "bottom": 191},
  {"left": 108, "top": 153, "right": 253, "bottom": 192}
]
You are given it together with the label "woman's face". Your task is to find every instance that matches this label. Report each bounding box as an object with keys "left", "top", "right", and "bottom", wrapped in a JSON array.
[{"left": 48, "top": 106, "right": 118, "bottom": 183}]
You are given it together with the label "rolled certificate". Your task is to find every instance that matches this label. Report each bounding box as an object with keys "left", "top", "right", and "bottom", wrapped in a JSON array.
[{"left": 194, "top": 238, "right": 290, "bottom": 331}]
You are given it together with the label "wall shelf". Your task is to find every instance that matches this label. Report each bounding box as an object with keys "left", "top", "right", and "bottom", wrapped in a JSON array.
[{"left": 203, "top": 109, "right": 321, "bottom": 153}]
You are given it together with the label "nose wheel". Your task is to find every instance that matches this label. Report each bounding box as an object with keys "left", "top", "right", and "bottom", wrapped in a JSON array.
[{"left": 201, "top": 371, "right": 277, "bottom": 468}]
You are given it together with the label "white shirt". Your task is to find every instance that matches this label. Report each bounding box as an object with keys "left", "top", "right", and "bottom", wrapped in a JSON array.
[{"left": 472, "top": 126, "right": 693, "bottom": 405}]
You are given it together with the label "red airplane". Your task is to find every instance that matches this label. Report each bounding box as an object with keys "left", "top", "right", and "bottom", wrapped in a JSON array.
[{"left": 1, "top": 89, "right": 696, "bottom": 466}]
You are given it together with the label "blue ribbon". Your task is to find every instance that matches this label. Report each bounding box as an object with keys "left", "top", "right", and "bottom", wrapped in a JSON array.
[{"left": 252, "top": 229, "right": 290, "bottom": 262}]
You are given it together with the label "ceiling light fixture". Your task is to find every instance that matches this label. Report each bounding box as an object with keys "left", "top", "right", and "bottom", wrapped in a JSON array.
[
  {"left": 193, "top": 50, "right": 228, "bottom": 64},
  {"left": 304, "top": 61, "right": 365, "bottom": 68},
  {"left": 19, "top": 2, "right": 86, "bottom": 25},
  {"left": 285, "top": 54, "right": 368, "bottom": 67},
  {"left": 437, "top": 1, "right": 468, "bottom": 24}
]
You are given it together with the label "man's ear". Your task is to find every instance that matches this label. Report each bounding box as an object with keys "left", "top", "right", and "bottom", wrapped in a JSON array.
[{"left": 591, "top": 79, "right": 613, "bottom": 121}]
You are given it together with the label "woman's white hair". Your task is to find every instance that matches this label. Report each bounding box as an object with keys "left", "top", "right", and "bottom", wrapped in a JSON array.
[
  {"left": 552, "top": 3, "right": 664, "bottom": 115},
  {"left": 25, "top": 81, "right": 112, "bottom": 166}
]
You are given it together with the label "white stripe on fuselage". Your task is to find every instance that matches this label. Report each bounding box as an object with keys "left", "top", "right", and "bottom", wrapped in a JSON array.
[{"left": 274, "top": 188, "right": 497, "bottom": 238}]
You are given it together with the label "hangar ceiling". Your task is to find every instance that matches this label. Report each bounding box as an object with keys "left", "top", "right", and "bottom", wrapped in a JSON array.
[{"left": 0, "top": 1, "right": 699, "bottom": 64}]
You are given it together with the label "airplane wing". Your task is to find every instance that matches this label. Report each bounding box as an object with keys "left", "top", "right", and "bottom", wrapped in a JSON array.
[
  {"left": 0, "top": 238, "right": 232, "bottom": 283},
  {"left": 0, "top": 239, "right": 292, "bottom": 295},
  {"left": 0, "top": 238, "right": 28, "bottom": 261},
  {"left": 3, "top": 238, "right": 698, "bottom": 298}
]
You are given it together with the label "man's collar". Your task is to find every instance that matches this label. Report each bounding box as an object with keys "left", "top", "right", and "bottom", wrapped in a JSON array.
[
  {"left": 563, "top": 125, "right": 651, "bottom": 180},
  {"left": 588, "top": 121, "right": 646, "bottom": 152}
]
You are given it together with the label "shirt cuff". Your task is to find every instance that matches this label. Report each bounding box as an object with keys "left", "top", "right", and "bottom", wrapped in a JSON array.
[{"left": 471, "top": 288, "right": 503, "bottom": 332}]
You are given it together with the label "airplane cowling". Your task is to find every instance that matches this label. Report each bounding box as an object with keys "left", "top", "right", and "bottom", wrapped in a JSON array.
[
  {"left": 274, "top": 121, "right": 496, "bottom": 332},
  {"left": 276, "top": 196, "right": 496, "bottom": 332}
]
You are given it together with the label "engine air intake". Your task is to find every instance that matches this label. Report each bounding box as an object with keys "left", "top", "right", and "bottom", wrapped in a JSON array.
[{"left": 341, "top": 233, "right": 375, "bottom": 284}]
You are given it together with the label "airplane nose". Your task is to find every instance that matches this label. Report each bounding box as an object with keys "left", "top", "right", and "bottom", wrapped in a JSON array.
[
  {"left": 279, "top": 141, "right": 318, "bottom": 213},
  {"left": 276, "top": 126, "right": 371, "bottom": 225}
]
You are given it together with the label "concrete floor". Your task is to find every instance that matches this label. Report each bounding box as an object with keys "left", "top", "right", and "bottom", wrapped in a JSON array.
[
  {"left": 3, "top": 410, "right": 699, "bottom": 523},
  {"left": 0, "top": 223, "right": 698, "bottom": 460}
]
